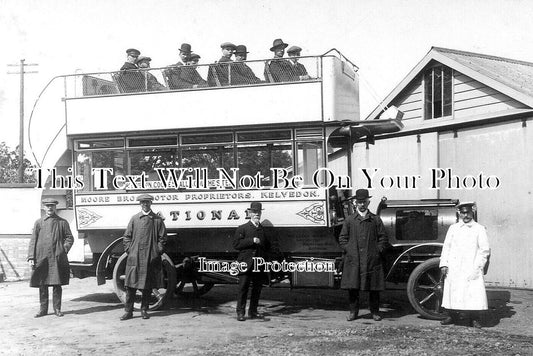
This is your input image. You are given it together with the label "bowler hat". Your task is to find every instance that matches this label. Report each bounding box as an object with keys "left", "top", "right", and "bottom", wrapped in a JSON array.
[
  {"left": 457, "top": 201, "right": 476, "bottom": 212},
  {"left": 42, "top": 198, "right": 59, "bottom": 206},
  {"left": 270, "top": 38, "right": 289, "bottom": 51},
  {"left": 137, "top": 194, "right": 154, "bottom": 202},
  {"left": 352, "top": 189, "right": 371, "bottom": 201},
  {"left": 287, "top": 45, "right": 302, "bottom": 55},
  {"left": 135, "top": 56, "right": 151, "bottom": 64},
  {"left": 235, "top": 45, "right": 249, "bottom": 55},
  {"left": 249, "top": 202, "right": 264, "bottom": 212},
  {"left": 179, "top": 43, "right": 192, "bottom": 54},
  {"left": 220, "top": 42, "right": 237, "bottom": 50},
  {"left": 126, "top": 48, "right": 141, "bottom": 57}
]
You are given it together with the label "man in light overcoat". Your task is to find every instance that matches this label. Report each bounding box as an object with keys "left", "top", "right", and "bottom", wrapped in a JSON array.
[
  {"left": 440, "top": 202, "right": 490, "bottom": 328},
  {"left": 120, "top": 194, "right": 167, "bottom": 320},
  {"left": 339, "top": 189, "right": 389, "bottom": 321},
  {"left": 28, "top": 198, "right": 74, "bottom": 317}
]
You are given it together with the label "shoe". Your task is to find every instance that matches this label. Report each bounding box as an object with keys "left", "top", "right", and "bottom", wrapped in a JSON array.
[
  {"left": 471, "top": 319, "right": 482, "bottom": 329},
  {"left": 372, "top": 313, "right": 382, "bottom": 321},
  {"left": 440, "top": 316, "right": 454, "bottom": 325},
  {"left": 54, "top": 310, "right": 64, "bottom": 317},
  {"left": 141, "top": 310, "right": 150, "bottom": 320},
  {"left": 120, "top": 312, "right": 133, "bottom": 321},
  {"left": 34, "top": 310, "right": 47, "bottom": 318},
  {"left": 248, "top": 312, "right": 264, "bottom": 319},
  {"left": 237, "top": 313, "right": 245, "bottom": 321},
  {"left": 347, "top": 309, "right": 359, "bottom": 321}
]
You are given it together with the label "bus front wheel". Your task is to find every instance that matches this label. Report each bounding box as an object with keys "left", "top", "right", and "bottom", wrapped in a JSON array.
[{"left": 112, "top": 253, "right": 177, "bottom": 310}]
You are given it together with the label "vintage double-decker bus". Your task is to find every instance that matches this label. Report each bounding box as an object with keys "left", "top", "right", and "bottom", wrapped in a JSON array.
[{"left": 29, "top": 50, "right": 451, "bottom": 319}]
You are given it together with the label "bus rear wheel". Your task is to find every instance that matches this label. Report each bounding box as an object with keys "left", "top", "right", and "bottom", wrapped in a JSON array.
[
  {"left": 407, "top": 257, "right": 446, "bottom": 320},
  {"left": 113, "top": 253, "right": 177, "bottom": 310}
]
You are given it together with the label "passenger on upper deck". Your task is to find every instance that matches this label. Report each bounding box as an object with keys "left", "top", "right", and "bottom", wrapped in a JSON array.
[
  {"left": 264, "top": 38, "right": 293, "bottom": 83},
  {"left": 231, "top": 45, "right": 261, "bottom": 85},
  {"left": 120, "top": 48, "right": 140, "bottom": 71},
  {"left": 136, "top": 56, "right": 166, "bottom": 91},
  {"left": 116, "top": 48, "right": 145, "bottom": 93},
  {"left": 181, "top": 53, "right": 208, "bottom": 88},
  {"left": 287, "top": 46, "right": 311, "bottom": 81},
  {"left": 208, "top": 42, "right": 236, "bottom": 86},
  {"left": 166, "top": 43, "right": 193, "bottom": 89}
]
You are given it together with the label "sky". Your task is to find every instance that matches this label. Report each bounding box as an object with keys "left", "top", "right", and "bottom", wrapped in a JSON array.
[{"left": 1, "top": 0, "right": 533, "bottom": 151}]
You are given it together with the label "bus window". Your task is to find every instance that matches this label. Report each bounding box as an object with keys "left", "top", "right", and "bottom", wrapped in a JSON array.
[
  {"left": 395, "top": 209, "right": 438, "bottom": 241},
  {"left": 297, "top": 141, "right": 324, "bottom": 185},
  {"left": 128, "top": 148, "right": 178, "bottom": 188},
  {"left": 181, "top": 144, "right": 234, "bottom": 179},
  {"left": 237, "top": 142, "right": 293, "bottom": 186},
  {"left": 75, "top": 151, "right": 125, "bottom": 191}
]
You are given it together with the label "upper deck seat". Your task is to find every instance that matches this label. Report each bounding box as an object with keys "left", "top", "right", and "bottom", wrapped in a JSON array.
[{"left": 112, "top": 71, "right": 145, "bottom": 93}]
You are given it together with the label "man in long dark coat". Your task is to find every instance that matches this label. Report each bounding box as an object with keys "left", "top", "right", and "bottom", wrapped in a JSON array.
[
  {"left": 208, "top": 42, "right": 236, "bottom": 86},
  {"left": 231, "top": 45, "right": 261, "bottom": 85},
  {"left": 117, "top": 48, "right": 145, "bottom": 93},
  {"left": 120, "top": 194, "right": 167, "bottom": 320},
  {"left": 339, "top": 189, "right": 389, "bottom": 321},
  {"left": 166, "top": 43, "right": 193, "bottom": 89},
  {"left": 233, "top": 202, "right": 272, "bottom": 321},
  {"left": 264, "top": 38, "right": 293, "bottom": 82},
  {"left": 28, "top": 198, "right": 74, "bottom": 318},
  {"left": 287, "top": 45, "right": 311, "bottom": 81}
]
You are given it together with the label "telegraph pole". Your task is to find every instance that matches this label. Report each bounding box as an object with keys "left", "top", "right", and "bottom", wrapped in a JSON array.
[{"left": 7, "top": 59, "right": 38, "bottom": 183}]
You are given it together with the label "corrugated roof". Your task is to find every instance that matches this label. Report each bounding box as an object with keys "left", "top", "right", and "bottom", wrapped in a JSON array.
[{"left": 433, "top": 47, "right": 533, "bottom": 99}]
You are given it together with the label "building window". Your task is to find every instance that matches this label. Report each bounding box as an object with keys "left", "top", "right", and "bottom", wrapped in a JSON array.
[{"left": 424, "top": 65, "right": 453, "bottom": 119}]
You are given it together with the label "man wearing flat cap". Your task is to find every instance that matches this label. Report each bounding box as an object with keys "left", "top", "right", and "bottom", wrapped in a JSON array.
[
  {"left": 166, "top": 43, "right": 193, "bottom": 89},
  {"left": 136, "top": 56, "right": 166, "bottom": 91},
  {"left": 339, "top": 189, "right": 389, "bottom": 322},
  {"left": 117, "top": 48, "right": 145, "bottom": 93},
  {"left": 231, "top": 45, "right": 261, "bottom": 85},
  {"left": 233, "top": 202, "right": 273, "bottom": 321},
  {"left": 120, "top": 194, "right": 168, "bottom": 321},
  {"left": 439, "top": 202, "right": 490, "bottom": 328},
  {"left": 287, "top": 46, "right": 311, "bottom": 81},
  {"left": 28, "top": 198, "right": 74, "bottom": 318},
  {"left": 264, "top": 38, "right": 293, "bottom": 82},
  {"left": 208, "top": 42, "right": 237, "bottom": 86}
]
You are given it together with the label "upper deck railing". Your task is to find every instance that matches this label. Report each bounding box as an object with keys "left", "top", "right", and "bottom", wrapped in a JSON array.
[{"left": 65, "top": 55, "right": 331, "bottom": 99}]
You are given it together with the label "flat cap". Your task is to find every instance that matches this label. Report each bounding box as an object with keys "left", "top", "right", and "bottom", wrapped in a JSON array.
[
  {"left": 135, "top": 56, "right": 151, "bottom": 63},
  {"left": 137, "top": 194, "right": 154, "bottom": 202},
  {"left": 287, "top": 45, "right": 302, "bottom": 54},
  {"left": 457, "top": 201, "right": 476, "bottom": 212},
  {"left": 126, "top": 48, "right": 141, "bottom": 56},
  {"left": 42, "top": 198, "right": 59, "bottom": 205},
  {"left": 220, "top": 42, "right": 237, "bottom": 50},
  {"left": 188, "top": 53, "right": 201, "bottom": 61}
]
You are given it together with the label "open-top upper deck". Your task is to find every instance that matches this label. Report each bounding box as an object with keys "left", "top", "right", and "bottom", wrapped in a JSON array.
[{"left": 62, "top": 51, "right": 360, "bottom": 136}]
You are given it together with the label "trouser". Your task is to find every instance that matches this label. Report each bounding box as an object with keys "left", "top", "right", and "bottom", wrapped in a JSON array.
[
  {"left": 39, "top": 285, "right": 62, "bottom": 312},
  {"left": 236, "top": 271, "right": 264, "bottom": 315},
  {"left": 348, "top": 289, "right": 380, "bottom": 314},
  {"left": 125, "top": 287, "right": 152, "bottom": 312}
]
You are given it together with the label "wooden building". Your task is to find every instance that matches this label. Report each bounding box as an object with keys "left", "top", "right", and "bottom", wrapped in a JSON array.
[{"left": 356, "top": 47, "right": 533, "bottom": 289}]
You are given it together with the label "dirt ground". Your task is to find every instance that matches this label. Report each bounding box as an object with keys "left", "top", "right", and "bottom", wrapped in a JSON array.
[{"left": 1, "top": 278, "right": 533, "bottom": 355}]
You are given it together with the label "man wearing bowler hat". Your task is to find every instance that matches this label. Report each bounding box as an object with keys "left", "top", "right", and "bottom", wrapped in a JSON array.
[
  {"left": 339, "top": 189, "right": 389, "bottom": 321},
  {"left": 28, "top": 198, "right": 74, "bottom": 318},
  {"left": 166, "top": 43, "right": 193, "bottom": 89},
  {"left": 264, "top": 38, "right": 293, "bottom": 82},
  {"left": 439, "top": 202, "right": 490, "bottom": 328},
  {"left": 231, "top": 45, "right": 261, "bottom": 85},
  {"left": 233, "top": 202, "right": 272, "bottom": 321},
  {"left": 120, "top": 194, "right": 168, "bottom": 320},
  {"left": 208, "top": 42, "right": 237, "bottom": 86},
  {"left": 287, "top": 45, "right": 311, "bottom": 81}
]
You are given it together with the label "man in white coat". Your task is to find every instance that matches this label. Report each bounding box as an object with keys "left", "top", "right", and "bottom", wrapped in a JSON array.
[{"left": 439, "top": 202, "right": 490, "bottom": 328}]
